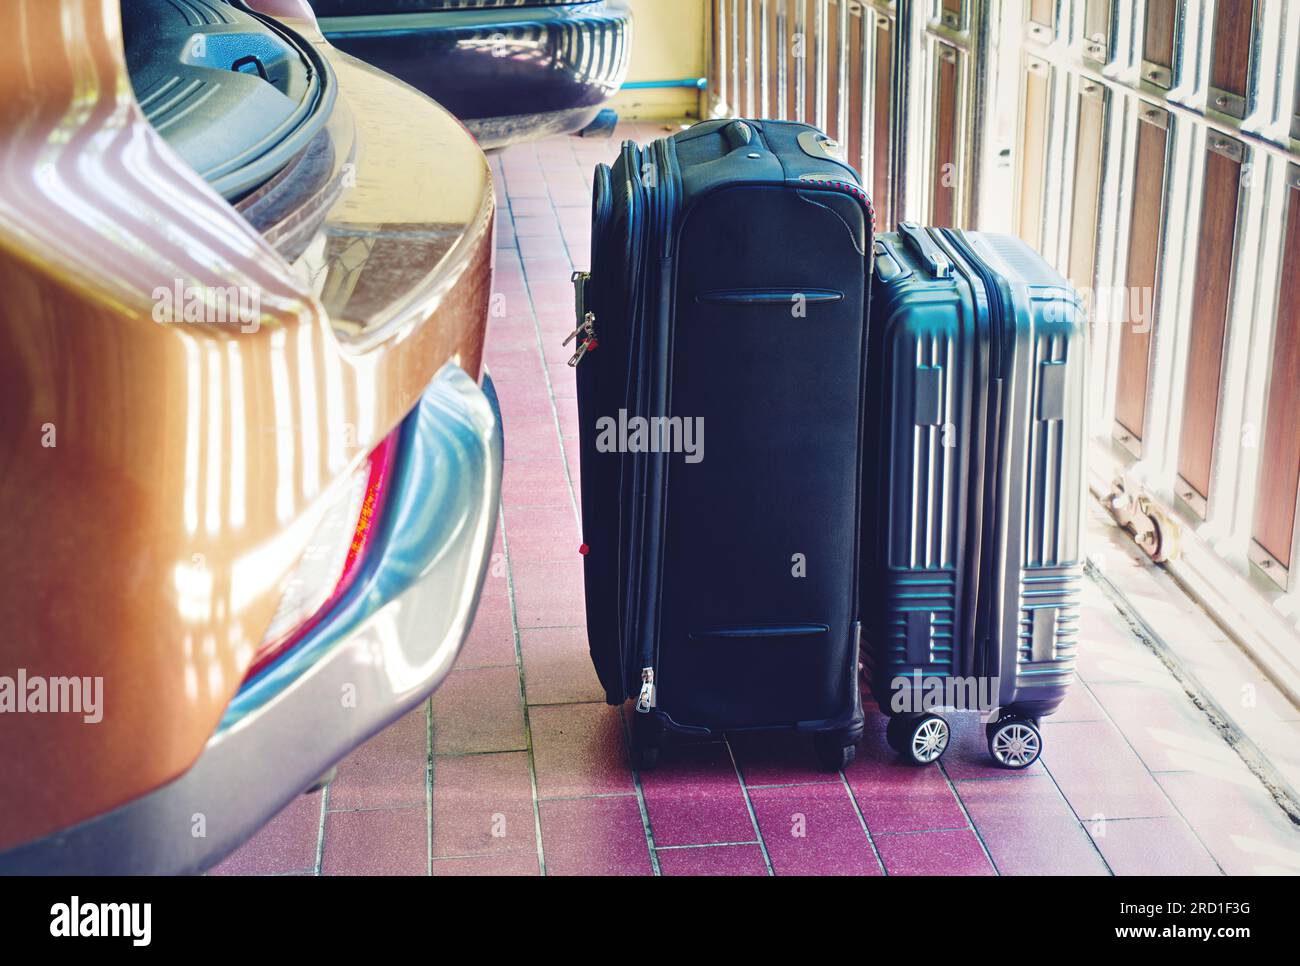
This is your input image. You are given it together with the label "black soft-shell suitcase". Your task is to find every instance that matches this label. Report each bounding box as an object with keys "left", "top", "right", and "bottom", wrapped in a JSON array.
[
  {"left": 571, "top": 119, "right": 873, "bottom": 769},
  {"left": 862, "top": 224, "right": 1087, "bottom": 769}
]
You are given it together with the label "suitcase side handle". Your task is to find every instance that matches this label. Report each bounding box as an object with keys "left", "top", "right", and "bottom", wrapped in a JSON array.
[{"left": 898, "top": 222, "right": 953, "bottom": 279}]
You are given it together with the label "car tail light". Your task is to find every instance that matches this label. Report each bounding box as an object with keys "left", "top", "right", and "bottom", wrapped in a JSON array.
[{"left": 244, "top": 432, "right": 399, "bottom": 681}]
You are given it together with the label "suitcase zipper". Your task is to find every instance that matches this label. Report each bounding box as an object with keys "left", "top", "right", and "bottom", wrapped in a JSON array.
[
  {"left": 566, "top": 271, "right": 598, "bottom": 366},
  {"left": 621, "top": 139, "right": 650, "bottom": 701},
  {"left": 942, "top": 229, "right": 1011, "bottom": 681},
  {"left": 636, "top": 139, "right": 680, "bottom": 709},
  {"left": 635, "top": 666, "right": 656, "bottom": 713}
]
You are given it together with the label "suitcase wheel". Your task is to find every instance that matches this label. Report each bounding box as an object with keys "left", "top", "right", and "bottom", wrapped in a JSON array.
[
  {"left": 631, "top": 713, "right": 663, "bottom": 771},
  {"left": 889, "top": 712, "right": 950, "bottom": 766},
  {"left": 813, "top": 731, "right": 857, "bottom": 772},
  {"left": 986, "top": 716, "right": 1042, "bottom": 769},
  {"left": 884, "top": 713, "right": 913, "bottom": 755}
]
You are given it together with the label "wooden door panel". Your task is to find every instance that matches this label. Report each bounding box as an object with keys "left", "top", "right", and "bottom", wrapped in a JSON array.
[
  {"left": 1252, "top": 172, "right": 1300, "bottom": 574},
  {"left": 739, "top": 0, "right": 755, "bottom": 118},
  {"left": 786, "top": 0, "right": 803, "bottom": 121},
  {"left": 1210, "top": 0, "right": 1255, "bottom": 118},
  {"left": 809, "top": 0, "right": 826, "bottom": 127},
  {"left": 1143, "top": 0, "right": 1180, "bottom": 88},
  {"left": 1068, "top": 81, "right": 1107, "bottom": 295},
  {"left": 763, "top": 0, "right": 780, "bottom": 119},
  {"left": 1028, "top": 0, "right": 1054, "bottom": 41},
  {"left": 932, "top": 43, "right": 960, "bottom": 228},
  {"left": 845, "top": 2, "right": 865, "bottom": 173},
  {"left": 1177, "top": 138, "right": 1243, "bottom": 513},
  {"left": 1113, "top": 106, "right": 1170, "bottom": 450},
  {"left": 941, "top": 0, "right": 963, "bottom": 31},
  {"left": 729, "top": 0, "right": 742, "bottom": 115},
  {"left": 1293, "top": 40, "right": 1300, "bottom": 140},
  {"left": 872, "top": 14, "right": 894, "bottom": 225},
  {"left": 826, "top": 0, "right": 843, "bottom": 139},
  {"left": 1083, "top": 0, "right": 1111, "bottom": 63},
  {"left": 1018, "top": 59, "right": 1051, "bottom": 247},
  {"left": 711, "top": 0, "right": 727, "bottom": 113}
]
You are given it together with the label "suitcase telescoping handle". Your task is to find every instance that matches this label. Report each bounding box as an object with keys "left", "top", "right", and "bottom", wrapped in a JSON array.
[{"left": 898, "top": 222, "right": 953, "bottom": 279}]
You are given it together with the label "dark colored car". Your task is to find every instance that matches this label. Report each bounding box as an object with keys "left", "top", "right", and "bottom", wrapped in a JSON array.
[{"left": 308, "top": 0, "right": 631, "bottom": 148}]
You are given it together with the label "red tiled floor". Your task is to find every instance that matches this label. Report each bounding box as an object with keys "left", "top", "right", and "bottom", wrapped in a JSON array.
[
  {"left": 731, "top": 730, "right": 844, "bottom": 788},
  {"left": 502, "top": 458, "right": 573, "bottom": 508},
  {"left": 497, "top": 394, "right": 555, "bottom": 431},
  {"left": 517, "top": 234, "right": 561, "bottom": 258},
  {"left": 218, "top": 122, "right": 1300, "bottom": 876},
  {"left": 1053, "top": 675, "right": 1107, "bottom": 722},
  {"left": 1074, "top": 612, "right": 1171, "bottom": 685},
  {"left": 328, "top": 707, "right": 428, "bottom": 811},
  {"left": 956, "top": 775, "right": 1110, "bottom": 876},
  {"left": 501, "top": 504, "right": 581, "bottom": 563},
  {"left": 505, "top": 180, "right": 547, "bottom": 200},
  {"left": 873, "top": 828, "right": 995, "bottom": 876},
  {"left": 530, "top": 701, "right": 634, "bottom": 799},
  {"left": 656, "top": 844, "right": 769, "bottom": 876},
  {"left": 546, "top": 379, "right": 579, "bottom": 406},
  {"left": 542, "top": 336, "right": 578, "bottom": 368},
  {"left": 509, "top": 197, "right": 553, "bottom": 218},
  {"left": 562, "top": 438, "right": 582, "bottom": 482},
  {"left": 538, "top": 796, "right": 652, "bottom": 875},
  {"left": 486, "top": 345, "right": 546, "bottom": 372},
  {"left": 747, "top": 783, "right": 882, "bottom": 876},
  {"left": 520, "top": 626, "right": 606, "bottom": 705},
  {"left": 486, "top": 325, "right": 538, "bottom": 354},
  {"left": 1041, "top": 720, "right": 1177, "bottom": 821},
  {"left": 1086, "top": 679, "right": 1240, "bottom": 775},
  {"left": 845, "top": 749, "right": 968, "bottom": 835},
  {"left": 430, "top": 666, "right": 526, "bottom": 756},
  {"left": 512, "top": 215, "right": 561, "bottom": 237},
  {"left": 431, "top": 853, "right": 540, "bottom": 876},
  {"left": 509, "top": 558, "right": 586, "bottom": 628},
  {"left": 639, "top": 741, "right": 756, "bottom": 847},
  {"left": 554, "top": 403, "right": 580, "bottom": 441},
  {"left": 209, "top": 793, "right": 321, "bottom": 876},
  {"left": 1156, "top": 769, "right": 1300, "bottom": 875},
  {"left": 1084, "top": 816, "right": 1221, "bottom": 876},
  {"left": 457, "top": 586, "right": 518, "bottom": 668},
  {"left": 498, "top": 417, "right": 563, "bottom": 460},
  {"left": 431, "top": 751, "right": 536, "bottom": 859},
  {"left": 321, "top": 807, "right": 426, "bottom": 876}
]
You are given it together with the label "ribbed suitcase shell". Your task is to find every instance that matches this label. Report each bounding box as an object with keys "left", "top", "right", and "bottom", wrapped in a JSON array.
[
  {"left": 575, "top": 119, "right": 872, "bottom": 748},
  {"left": 863, "top": 225, "right": 1087, "bottom": 720}
]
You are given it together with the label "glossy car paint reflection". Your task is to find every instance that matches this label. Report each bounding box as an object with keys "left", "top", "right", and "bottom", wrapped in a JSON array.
[
  {"left": 315, "top": 0, "right": 631, "bottom": 148},
  {"left": 0, "top": 365, "right": 502, "bottom": 874},
  {"left": 0, "top": 0, "right": 493, "bottom": 851}
]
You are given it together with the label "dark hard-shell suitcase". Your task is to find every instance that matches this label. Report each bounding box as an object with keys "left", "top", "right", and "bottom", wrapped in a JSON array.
[
  {"left": 571, "top": 118, "right": 873, "bottom": 770},
  {"left": 863, "top": 223, "right": 1087, "bottom": 769}
]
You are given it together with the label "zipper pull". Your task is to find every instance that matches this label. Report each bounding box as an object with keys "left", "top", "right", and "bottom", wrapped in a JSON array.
[
  {"left": 566, "top": 313, "right": 598, "bottom": 367},
  {"left": 562, "top": 311, "right": 595, "bottom": 348},
  {"left": 567, "top": 336, "right": 597, "bottom": 367},
  {"left": 635, "top": 667, "right": 656, "bottom": 713}
]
